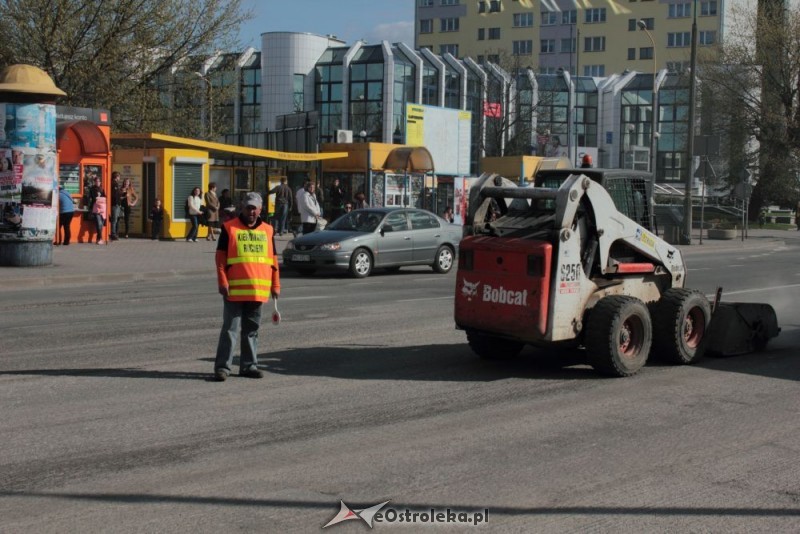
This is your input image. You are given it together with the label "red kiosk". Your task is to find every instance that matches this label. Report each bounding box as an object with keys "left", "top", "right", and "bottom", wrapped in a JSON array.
[{"left": 56, "top": 108, "right": 112, "bottom": 244}]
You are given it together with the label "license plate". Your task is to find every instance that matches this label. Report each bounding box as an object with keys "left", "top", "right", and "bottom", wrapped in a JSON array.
[{"left": 292, "top": 254, "right": 310, "bottom": 262}]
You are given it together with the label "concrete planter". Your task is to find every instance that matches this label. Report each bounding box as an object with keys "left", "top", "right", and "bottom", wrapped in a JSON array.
[{"left": 707, "top": 228, "right": 737, "bottom": 240}]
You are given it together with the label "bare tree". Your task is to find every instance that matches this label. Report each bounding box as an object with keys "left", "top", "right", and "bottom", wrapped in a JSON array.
[
  {"left": 0, "top": 0, "right": 250, "bottom": 136},
  {"left": 700, "top": 1, "right": 800, "bottom": 214}
]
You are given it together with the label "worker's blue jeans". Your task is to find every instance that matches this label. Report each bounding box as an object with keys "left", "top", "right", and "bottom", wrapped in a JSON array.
[{"left": 214, "top": 299, "right": 263, "bottom": 373}]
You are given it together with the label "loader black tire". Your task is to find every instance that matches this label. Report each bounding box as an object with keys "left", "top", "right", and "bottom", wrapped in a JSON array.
[
  {"left": 652, "top": 288, "right": 711, "bottom": 365},
  {"left": 467, "top": 331, "right": 524, "bottom": 360},
  {"left": 585, "top": 296, "right": 652, "bottom": 377}
]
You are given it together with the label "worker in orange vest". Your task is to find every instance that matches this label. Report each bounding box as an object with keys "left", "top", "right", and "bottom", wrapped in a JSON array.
[{"left": 213, "top": 192, "right": 280, "bottom": 381}]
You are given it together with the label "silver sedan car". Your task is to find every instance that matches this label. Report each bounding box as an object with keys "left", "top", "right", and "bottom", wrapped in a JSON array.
[{"left": 282, "top": 207, "right": 461, "bottom": 278}]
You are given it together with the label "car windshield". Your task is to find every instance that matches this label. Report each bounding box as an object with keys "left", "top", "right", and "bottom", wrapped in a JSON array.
[{"left": 326, "top": 210, "right": 385, "bottom": 232}]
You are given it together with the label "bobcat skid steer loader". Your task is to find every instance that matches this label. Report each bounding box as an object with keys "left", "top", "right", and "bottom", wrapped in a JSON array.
[{"left": 454, "top": 173, "right": 779, "bottom": 377}]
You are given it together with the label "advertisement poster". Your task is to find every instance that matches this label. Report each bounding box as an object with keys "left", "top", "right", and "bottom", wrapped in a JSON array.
[
  {"left": 0, "top": 102, "right": 58, "bottom": 241},
  {"left": 114, "top": 164, "right": 143, "bottom": 235}
]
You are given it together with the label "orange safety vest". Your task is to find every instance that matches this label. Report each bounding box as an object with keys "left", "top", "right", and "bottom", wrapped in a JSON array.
[{"left": 221, "top": 218, "right": 279, "bottom": 302}]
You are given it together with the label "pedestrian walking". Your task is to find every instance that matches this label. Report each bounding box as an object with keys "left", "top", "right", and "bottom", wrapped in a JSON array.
[
  {"left": 149, "top": 198, "right": 164, "bottom": 240},
  {"left": 57, "top": 185, "right": 75, "bottom": 245},
  {"left": 213, "top": 192, "right": 281, "bottom": 382}
]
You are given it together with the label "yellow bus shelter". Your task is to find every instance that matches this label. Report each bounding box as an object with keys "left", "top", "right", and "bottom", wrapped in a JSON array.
[{"left": 112, "top": 133, "right": 346, "bottom": 239}]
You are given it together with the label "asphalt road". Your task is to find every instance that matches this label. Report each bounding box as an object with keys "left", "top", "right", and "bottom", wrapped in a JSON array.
[{"left": 1, "top": 244, "right": 799, "bottom": 533}]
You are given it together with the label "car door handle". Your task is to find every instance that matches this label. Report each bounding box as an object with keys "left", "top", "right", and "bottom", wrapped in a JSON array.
[
  {"left": 404, "top": 237, "right": 411, "bottom": 240},
  {"left": 434, "top": 234, "right": 441, "bottom": 237}
]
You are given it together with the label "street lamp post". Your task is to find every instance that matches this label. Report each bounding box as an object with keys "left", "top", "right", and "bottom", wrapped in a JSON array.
[
  {"left": 637, "top": 20, "right": 658, "bottom": 181},
  {"left": 193, "top": 72, "right": 213, "bottom": 139}
]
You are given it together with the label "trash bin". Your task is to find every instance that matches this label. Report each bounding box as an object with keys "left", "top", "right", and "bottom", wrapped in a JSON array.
[{"left": 662, "top": 225, "right": 680, "bottom": 245}]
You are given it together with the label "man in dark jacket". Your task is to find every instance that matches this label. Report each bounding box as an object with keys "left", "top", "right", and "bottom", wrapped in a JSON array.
[{"left": 269, "top": 177, "right": 293, "bottom": 235}]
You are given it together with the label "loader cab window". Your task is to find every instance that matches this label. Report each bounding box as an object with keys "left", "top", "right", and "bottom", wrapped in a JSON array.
[{"left": 605, "top": 177, "right": 651, "bottom": 229}]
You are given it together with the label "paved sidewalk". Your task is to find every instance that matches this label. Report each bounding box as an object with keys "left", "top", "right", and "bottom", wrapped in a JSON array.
[{"left": 0, "top": 228, "right": 796, "bottom": 289}]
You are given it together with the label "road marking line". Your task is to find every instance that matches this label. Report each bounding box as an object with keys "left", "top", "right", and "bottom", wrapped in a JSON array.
[
  {"left": 727, "top": 264, "right": 744, "bottom": 267},
  {"left": 397, "top": 296, "right": 454, "bottom": 302},
  {"left": 721, "top": 283, "right": 800, "bottom": 296}
]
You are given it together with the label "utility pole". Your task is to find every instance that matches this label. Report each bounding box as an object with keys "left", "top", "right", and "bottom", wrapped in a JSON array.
[{"left": 682, "top": 0, "right": 698, "bottom": 245}]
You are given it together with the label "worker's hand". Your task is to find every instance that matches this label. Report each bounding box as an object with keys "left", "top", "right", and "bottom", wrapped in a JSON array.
[
  {"left": 219, "top": 285, "right": 229, "bottom": 298},
  {"left": 271, "top": 291, "right": 279, "bottom": 300}
]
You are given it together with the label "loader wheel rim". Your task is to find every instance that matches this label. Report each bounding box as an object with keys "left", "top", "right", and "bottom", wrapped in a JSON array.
[
  {"left": 619, "top": 317, "right": 643, "bottom": 358},
  {"left": 684, "top": 307, "right": 705, "bottom": 348}
]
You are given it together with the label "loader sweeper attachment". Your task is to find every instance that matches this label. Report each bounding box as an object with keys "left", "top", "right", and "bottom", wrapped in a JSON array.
[
  {"left": 699, "top": 288, "right": 781, "bottom": 357},
  {"left": 454, "top": 172, "right": 779, "bottom": 377}
]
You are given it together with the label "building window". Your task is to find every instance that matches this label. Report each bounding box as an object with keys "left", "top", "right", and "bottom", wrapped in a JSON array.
[
  {"left": 440, "top": 0, "right": 459, "bottom": 5},
  {"left": 478, "top": 1, "right": 486, "bottom": 13},
  {"left": 584, "top": 36, "right": 606, "bottom": 52},
  {"left": 561, "top": 38, "right": 575, "bottom": 53},
  {"left": 585, "top": 8, "right": 606, "bottom": 23},
  {"left": 293, "top": 74, "right": 304, "bottom": 112},
  {"left": 513, "top": 39, "right": 533, "bottom": 55},
  {"left": 667, "top": 32, "right": 691, "bottom": 47},
  {"left": 349, "top": 59, "right": 384, "bottom": 140},
  {"left": 699, "top": 31, "right": 716, "bottom": 45},
  {"left": 420, "top": 19, "right": 433, "bottom": 33},
  {"left": 667, "top": 61, "right": 689, "bottom": 73},
  {"left": 628, "top": 47, "right": 636, "bottom": 60},
  {"left": 640, "top": 47, "right": 653, "bottom": 59},
  {"left": 562, "top": 10, "right": 577, "bottom": 24},
  {"left": 489, "top": 0, "right": 501, "bottom": 12},
  {"left": 478, "top": 28, "right": 485, "bottom": 40},
  {"left": 488, "top": 54, "right": 499, "bottom": 63},
  {"left": 513, "top": 12, "right": 533, "bottom": 27},
  {"left": 539, "top": 66, "right": 557, "bottom": 74},
  {"left": 541, "top": 39, "right": 556, "bottom": 53},
  {"left": 488, "top": 27, "right": 501, "bottom": 39},
  {"left": 583, "top": 65, "right": 605, "bottom": 76},
  {"left": 477, "top": 54, "right": 485, "bottom": 63},
  {"left": 440, "top": 44, "right": 459, "bottom": 56},
  {"left": 541, "top": 11, "right": 558, "bottom": 26},
  {"left": 441, "top": 17, "right": 459, "bottom": 31},
  {"left": 701, "top": 0, "right": 717, "bottom": 15},
  {"left": 668, "top": 3, "right": 691, "bottom": 18},
  {"left": 418, "top": 0, "right": 434, "bottom": 6}
]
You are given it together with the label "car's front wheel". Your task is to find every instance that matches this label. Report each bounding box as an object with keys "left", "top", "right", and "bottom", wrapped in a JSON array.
[
  {"left": 349, "top": 248, "right": 373, "bottom": 278},
  {"left": 432, "top": 245, "right": 454, "bottom": 274}
]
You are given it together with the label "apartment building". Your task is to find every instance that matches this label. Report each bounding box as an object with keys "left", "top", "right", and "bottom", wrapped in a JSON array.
[{"left": 414, "top": 0, "right": 724, "bottom": 75}]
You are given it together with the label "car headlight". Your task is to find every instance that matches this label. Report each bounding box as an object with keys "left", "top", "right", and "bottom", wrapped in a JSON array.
[
  {"left": 285, "top": 240, "right": 295, "bottom": 250},
  {"left": 318, "top": 242, "right": 341, "bottom": 251}
]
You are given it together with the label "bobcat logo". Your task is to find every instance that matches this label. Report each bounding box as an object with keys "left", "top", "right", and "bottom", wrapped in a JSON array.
[{"left": 461, "top": 279, "right": 480, "bottom": 301}]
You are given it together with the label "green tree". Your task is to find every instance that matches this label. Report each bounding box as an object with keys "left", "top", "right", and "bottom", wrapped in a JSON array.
[{"left": 0, "top": 0, "right": 249, "bottom": 136}]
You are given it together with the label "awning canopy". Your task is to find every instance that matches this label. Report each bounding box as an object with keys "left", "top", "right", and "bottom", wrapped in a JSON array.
[
  {"left": 57, "top": 120, "right": 109, "bottom": 155},
  {"left": 384, "top": 146, "right": 435, "bottom": 173},
  {"left": 111, "top": 132, "right": 347, "bottom": 164}
]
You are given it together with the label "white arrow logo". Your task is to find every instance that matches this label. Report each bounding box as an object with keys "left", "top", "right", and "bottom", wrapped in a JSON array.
[{"left": 323, "top": 500, "right": 391, "bottom": 529}]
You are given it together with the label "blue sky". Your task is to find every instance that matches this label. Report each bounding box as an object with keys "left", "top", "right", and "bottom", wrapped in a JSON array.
[{"left": 239, "top": 0, "right": 415, "bottom": 49}]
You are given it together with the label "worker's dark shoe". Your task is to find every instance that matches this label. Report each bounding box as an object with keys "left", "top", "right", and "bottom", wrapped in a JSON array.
[
  {"left": 239, "top": 368, "right": 264, "bottom": 379},
  {"left": 214, "top": 369, "right": 229, "bottom": 382}
]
